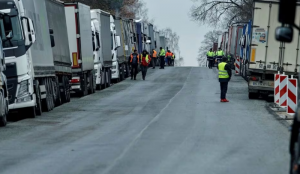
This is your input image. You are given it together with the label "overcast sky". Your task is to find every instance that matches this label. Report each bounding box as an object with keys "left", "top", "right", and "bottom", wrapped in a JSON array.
[{"left": 146, "top": 0, "right": 212, "bottom": 66}]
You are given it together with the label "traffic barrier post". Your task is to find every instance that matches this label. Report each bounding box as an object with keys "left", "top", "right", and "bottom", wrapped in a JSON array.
[
  {"left": 279, "top": 73, "right": 288, "bottom": 108},
  {"left": 274, "top": 72, "right": 280, "bottom": 104},
  {"left": 287, "top": 75, "right": 297, "bottom": 115}
]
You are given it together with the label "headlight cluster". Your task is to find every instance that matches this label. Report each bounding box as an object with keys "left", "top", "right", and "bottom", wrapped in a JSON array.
[
  {"left": 18, "top": 80, "right": 29, "bottom": 97},
  {"left": 17, "top": 80, "right": 31, "bottom": 103},
  {"left": 112, "top": 65, "right": 117, "bottom": 70}
]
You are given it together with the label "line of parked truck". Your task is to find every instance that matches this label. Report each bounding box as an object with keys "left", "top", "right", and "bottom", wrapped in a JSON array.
[
  {"left": 0, "top": 0, "right": 170, "bottom": 127},
  {"left": 218, "top": 0, "right": 300, "bottom": 100}
]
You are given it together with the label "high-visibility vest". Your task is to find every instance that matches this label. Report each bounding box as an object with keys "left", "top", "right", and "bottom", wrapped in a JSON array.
[
  {"left": 216, "top": 50, "right": 224, "bottom": 56},
  {"left": 153, "top": 50, "right": 157, "bottom": 58},
  {"left": 141, "top": 54, "right": 150, "bottom": 63},
  {"left": 227, "top": 55, "right": 231, "bottom": 61},
  {"left": 172, "top": 54, "right": 175, "bottom": 59},
  {"left": 160, "top": 49, "right": 166, "bottom": 56},
  {"left": 218, "top": 62, "right": 229, "bottom": 79},
  {"left": 166, "top": 52, "right": 172, "bottom": 57},
  {"left": 207, "top": 51, "right": 214, "bottom": 57}
]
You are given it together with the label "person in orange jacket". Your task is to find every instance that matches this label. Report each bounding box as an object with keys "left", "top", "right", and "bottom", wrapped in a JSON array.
[
  {"left": 140, "top": 50, "right": 151, "bottom": 80},
  {"left": 151, "top": 49, "right": 158, "bottom": 69},
  {"left": 129, "top": 50, "right": 140, "bottom": 80},
  {"left": 165, "top": 50, "right": 172, "bottom": 66}
]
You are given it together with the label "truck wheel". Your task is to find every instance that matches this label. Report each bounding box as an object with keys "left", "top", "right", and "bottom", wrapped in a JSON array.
[
  {"left": 49, "top": 79, "right": 55, "bottom": 110},
  {"left": 0, "top": 92, "right": 7, "bottom": 127},
  {"left": 55, "top": 77, "right": 62, "bottom": 107},
  {"left": 65, "top": 76, "right": 71, "bottom": 102},
  {"left": 61, "top": 76, "right": 70, "bottom": 103},
  {"left": 101, "top": 70, "right": 107, "bottom": 89},
  {"left": 34, "top": 80, "right": 42, "bottom": 116},
  {"left": 88, "top": 73, "right": 92, "bottom": 94},
  {"left": 248, "top": 92, "right": 259, "bottom": 99},
  {"left": 23, "top": 106, "right": 36, "bottom": 118},
  {"left": 107, "top": 69, "right": 111, "bottom": 87},
  {"left": 81, "top": 74, "right": 88, "bottom": 97}
]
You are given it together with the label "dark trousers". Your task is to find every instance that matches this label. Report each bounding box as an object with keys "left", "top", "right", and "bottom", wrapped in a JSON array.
[
  {"left": 171, "top": 59, "right": 174, "bottom": 66},
  {"left": 131, "top": 64, "right": 138, "bottom": 79},
  {"left": 167, "top": 57, "right": 171, "bottom": 66},
  {"left": 160, "top": 56, "right": 165, "bottom": 69},
  {"left": 208, "top": 59, "right": 214, "bottom": 69},
  {"left": 140, "top": 65, "right": 148, "bottom": 79},
  {"left": 152, "top": 57, "right": 157, "bottom": 68},
  {"left": 220, "top": 82, "right": 228, "bottom": 99}
]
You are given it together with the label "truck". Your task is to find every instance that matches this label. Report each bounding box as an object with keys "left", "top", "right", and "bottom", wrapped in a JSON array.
[
  {"left": 64, "top": 2, "right": 95, "bottom": 96},
  {"left": 240, "top": 20, "right": 252, "bottom": 80},
  {"left": 0, "top": 0, "right": 64, "bottom": 118},
  {"left": 110, "top": 15, "right": 121, "bottom": 83},
  {"left": 45, "top": 0, "right": 72, "bottom": 105},
  {"left": 0, "top": 33, "right": 8, "bottom": 126},
  {"left": 248, "top": 0, "right": 300, "bottom": 99},
  {"left": 90, "top": 9, "right": 113, "bottom": 89},
  {"left": 135, "top": 22, "right": 143, "bottom": 54},
  {"left": 113, "top": 16, "right": 126, "bottom": 82}
]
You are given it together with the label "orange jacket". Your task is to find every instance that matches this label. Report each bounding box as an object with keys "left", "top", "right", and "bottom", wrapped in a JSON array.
[
  {"left": 166, "top": 52, "right": 172, "bottom": 57},
  {"left": 130, "top": 54, "right": 140, "bottom": 63},
  {"left": 152, "top": 50, "right": 157, "bottom": 58}
]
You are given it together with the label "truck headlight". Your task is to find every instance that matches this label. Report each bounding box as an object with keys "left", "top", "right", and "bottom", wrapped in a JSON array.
[
  {"left": 18, "top": 80, "right": 29, "bottom": 97},
  {"left": 112, "top": 65, "right": 117, "bottom": 70}
]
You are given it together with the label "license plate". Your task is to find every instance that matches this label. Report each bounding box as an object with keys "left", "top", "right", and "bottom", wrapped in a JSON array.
[{"left": 252, "top": 82, "right": 274, "bottom": 87}]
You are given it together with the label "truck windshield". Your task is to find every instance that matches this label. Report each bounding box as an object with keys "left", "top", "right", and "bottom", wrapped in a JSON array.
[{"left": 0, "top": 15, "right": 23, "bottom": 48}]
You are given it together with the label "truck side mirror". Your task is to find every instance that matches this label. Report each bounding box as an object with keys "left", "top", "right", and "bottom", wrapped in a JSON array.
[
  {"left": 49, "top": 29, "right": 54, "bottom": 35},
  {"left": 115, "top": 35, "right": 121, "bottom": 49},
  {"left": 21, "top": 17, "right": 36, "bottom": 46},
  {"left": 275, "top": 26, "right": 293, "bottom": 43},
  {"left": 50, "top": 35, "right": 55, "bottom": 47},
  {"left": 278, "top": 0, "right": 296, "bottom": 25}
]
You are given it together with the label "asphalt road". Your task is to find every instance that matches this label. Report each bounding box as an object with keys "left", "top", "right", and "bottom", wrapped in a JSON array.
[{"left": 0, "top": 67, "right": 290, "bottom": 174}]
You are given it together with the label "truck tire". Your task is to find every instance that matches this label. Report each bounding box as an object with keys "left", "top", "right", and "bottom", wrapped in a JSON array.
[
  {"left": 54, "top": 77, "right": 62, "bottom": 107},
  {"left": 80, "top": 74, "right": 88, "bottom": 97},
  {"left": 42, "top": 78, "right": 54, "bottom": 112},
  {"left": 248, "top": 92, "right": 259, "bottom": 99},
  {"left": 120, "top": 64, "right": 125, "bottom": 81},
  {"left": 34, "top": 80, "right": 42, "bottom": 116},
  {"left": 23, "top": 106, "right": 36, "bottom": 118},
  {"left": 101, "top": 69, "right": 106, "bottom": 89},
  {"left": 0, "top": 91, "right": 7, "bottom": 127},
  {"left": 107, "top": 69, "right": 111, "bottom": 87},
  {"left": 61, "top": 76, "right": 70, "bottom": 103}
]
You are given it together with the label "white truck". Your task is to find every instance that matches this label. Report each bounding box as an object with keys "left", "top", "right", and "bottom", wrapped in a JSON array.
[
  {"left": 110, "top": 15, "right": 121, "bottom": 83},
  {"left": 0, "top": 29, "right": 9, "bottom": 126},
  {"left": 0, "top": 0, "right": 64, "bottom": 118},
  {"left": 248, "top": 0, "right": 300, "bottom": 99},
  {"left": 114, "top": 16, "right": 126, "bottom": 82},
  {"left": 64, "top": 2, "right": 95, "bottom": 96}
]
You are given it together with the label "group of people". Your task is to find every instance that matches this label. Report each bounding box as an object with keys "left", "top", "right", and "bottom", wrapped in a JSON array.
[
  {"left": 207, "top": 47, "right": 232, "bottom": 103},
  {"left": 128, "top": 47, "right": 176, "bottom": 81},
  {"left": 206, "top": 48, "right": 228, "bottom": 69}
]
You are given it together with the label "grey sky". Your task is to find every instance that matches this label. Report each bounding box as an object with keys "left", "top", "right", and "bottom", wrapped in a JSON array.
[{"left": 146, "top": 0, "right": 212, "bottom": 66}]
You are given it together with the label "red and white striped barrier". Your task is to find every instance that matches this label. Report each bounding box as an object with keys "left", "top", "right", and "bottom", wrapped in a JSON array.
[
  {"left": 279, "top": 74, "right": 288, "bottom": 108},
  {"left": 274, "top": 73, "right": 280, "bottom": 104},
  {"left": 235, "top": 57, "right": 240, "bottom": 75},
  {"left": 287, "top": 77, "right": 297, "bottom": 115}
]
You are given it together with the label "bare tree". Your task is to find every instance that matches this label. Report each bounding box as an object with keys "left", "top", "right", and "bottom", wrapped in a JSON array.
[
  {"left": 190, "top": 0, "right": 253, "bottom": 27},
  {"left": 197, "top": 30, "right": 221, "bottom": 67}
]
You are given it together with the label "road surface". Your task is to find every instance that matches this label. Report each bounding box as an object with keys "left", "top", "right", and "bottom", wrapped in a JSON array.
[{"left": 0, "top": 67, "right": 290, "bottom": 174}]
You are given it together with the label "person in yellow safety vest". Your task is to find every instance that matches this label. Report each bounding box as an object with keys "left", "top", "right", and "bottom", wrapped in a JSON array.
[
  {"left": 217, "top": 57, "right": 232, "bottom": 102},
  {"left": 140, "top": 50, "right": 151, "bottom": 80},
  {"left": 159, "top": 47, "right": 166, "bottom": 69},
  {"left": 171, "top": 54, "right": 175, "bottom": 66},
  {"left": 207, "top": 48, "right": 215, "bottom": 69},
  {"left": 215, "top": 48, "right": 225, "bottom": 64}
]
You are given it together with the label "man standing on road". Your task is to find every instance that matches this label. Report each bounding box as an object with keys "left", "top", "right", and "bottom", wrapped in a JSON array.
[
  {"left": 129, "top": 50, "right": 139, "bottom": 80},
  {"left": 159, "top": 47, "right": 166, "bottom": 69},
  {"left": 140, "top": 50, "right": 151, "bottom": 80},
  {"left": 166, "top": 50, "right": 172, "bottom": 66},
  {"left": 151, "top": 49, "right": 157, "bottom": 69},
  {"left": 218, "top": 57, "right": 232, "bottom": 102},
  {"left": 207, "top": 48, "right": 215, "bottom": 69},
  {"left": 171, "top": 53, "right": 175, "bottom": 66}
]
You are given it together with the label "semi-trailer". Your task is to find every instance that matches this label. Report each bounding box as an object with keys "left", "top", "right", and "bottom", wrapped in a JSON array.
[
  {"left": 45, "top": 0, "right": 72, "bottom": 105},
  {"left": 247, "top": 0, "right": 300, "bottom": 99},
  {"left": 113, "top": 16, "right": 125, "bottom": 82},
  {"left": 64, "top": 2, "right": 95, "bottom": 96}
]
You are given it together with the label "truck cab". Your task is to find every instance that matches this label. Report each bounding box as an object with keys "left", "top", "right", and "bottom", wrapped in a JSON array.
[
  {"left": 0, "top": 0, "right": 37, "bottom": 116},
  {"left": 110, "top": 15, "right": 121, "bottom": 81},
  {"left": 91, "top": 19, "right": 102, "bottom": 89}
]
